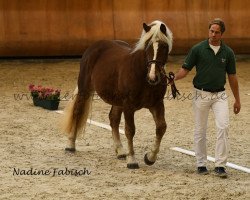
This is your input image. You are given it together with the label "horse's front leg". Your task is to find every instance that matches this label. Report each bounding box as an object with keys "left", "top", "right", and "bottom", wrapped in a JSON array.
[
  {"left": 124, "top": 109, "right": 139, "bottom": 169},
  {"left": 144, "top": 101, "right": 167, "bottom": 165}
]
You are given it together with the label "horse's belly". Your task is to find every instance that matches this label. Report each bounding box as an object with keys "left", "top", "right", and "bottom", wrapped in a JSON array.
[
  {"left": 91, "top": 62, "right": 124, "bottom": 106},
  {"left": 97, "top": 90, "right": 123, "bottom": 107}
]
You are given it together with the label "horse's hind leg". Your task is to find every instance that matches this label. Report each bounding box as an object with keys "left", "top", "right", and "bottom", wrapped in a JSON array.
[
  {"left": 109, "top": 106, "right": 126, "bottom": 159},
  {"left": 144, "top": 101, "right": 167, "bottom": 165},
  {"left": 65, "top": 124, "right": 78, "bottom": 152},
  {"left": 64, "top": 91, "right": 92, "bottom": 152},
  {"left": 64, "top": 95, "right": 84, "bottom": 152}
]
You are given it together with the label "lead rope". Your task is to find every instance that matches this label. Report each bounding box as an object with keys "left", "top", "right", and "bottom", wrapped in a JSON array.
[
  {"left": 167, "top": 72, "right": 180, "bottom": 99},
  {"left": 161, "top": 68, "right": 180, "bottom": 99}
]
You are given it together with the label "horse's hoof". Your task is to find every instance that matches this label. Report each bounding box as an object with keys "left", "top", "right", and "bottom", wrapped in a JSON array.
[
  {"left": 127, "top": 163, "right": 139, "bottom": 169},
  {"left": 144, "top": 154, "right": 155, "bottom": 166},
  {"left": 117, "top": 154, "right": 126, "bottom": 160},
  {"left": 65, "top": 147, "right": 76, "bottom": 152}
]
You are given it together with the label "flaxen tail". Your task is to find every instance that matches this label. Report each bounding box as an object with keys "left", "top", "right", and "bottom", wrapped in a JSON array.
[
  {"left": 60, "top": 44, "right": 102, "bottom": 140},
  {"left": 61, "top": 86, "right": 93, "bottom": 138}
]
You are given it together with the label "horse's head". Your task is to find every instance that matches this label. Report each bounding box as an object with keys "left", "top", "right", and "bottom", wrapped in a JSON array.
[
  {"left": 145, "top": 38, "right": 169, "bottom": 85},
  {"left": 133, "top": 20, "right": 173, "bottom": 85}
]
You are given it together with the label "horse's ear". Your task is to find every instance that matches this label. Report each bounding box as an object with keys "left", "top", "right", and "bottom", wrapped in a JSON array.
[
  {"left": 143, "top": 23, "right": 151, "bottom": 32},
  {"left": 160, "top": 24, "right": 167, "bottom": 35}
]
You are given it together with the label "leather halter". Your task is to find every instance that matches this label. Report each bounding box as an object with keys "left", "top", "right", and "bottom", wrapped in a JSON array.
[
  {"left": 147, "top": 59, "right": 165, "bottom": 67},
  {"left": 146, "top": 60, "right": 180, "bottom": 98}
]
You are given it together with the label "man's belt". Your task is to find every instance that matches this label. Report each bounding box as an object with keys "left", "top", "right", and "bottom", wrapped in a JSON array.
[{"left": 194, "top": 85, "right": 225, "bottom": 93}]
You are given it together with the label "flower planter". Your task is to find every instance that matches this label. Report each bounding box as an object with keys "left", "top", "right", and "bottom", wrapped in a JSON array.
[
  {"left": 29, "top": 84, "right": 61, "bottom": 110},
  {"left": 33, "top": 98, "right": 60, "bottom": 110}
]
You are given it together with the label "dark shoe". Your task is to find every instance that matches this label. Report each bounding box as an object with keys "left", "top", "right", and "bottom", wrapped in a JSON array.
[
  {"left": 197, "top": 167, "right": 209, "bottom": 175},
  {"left": 214, "top": 167, "right": 227, "bottom": 178}
]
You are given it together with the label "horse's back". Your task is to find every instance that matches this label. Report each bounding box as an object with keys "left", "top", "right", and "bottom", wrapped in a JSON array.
[
  {"left": 82, "top": 40, "right": 131, "bottom": 58},
  {"left": 80, "top": 40, "right": 131, "bottom": 73}
]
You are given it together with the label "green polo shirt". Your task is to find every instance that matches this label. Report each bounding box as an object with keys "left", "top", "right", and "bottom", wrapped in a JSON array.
[{"left": 182, "top": 39, "right": 236, "bottom": 90}]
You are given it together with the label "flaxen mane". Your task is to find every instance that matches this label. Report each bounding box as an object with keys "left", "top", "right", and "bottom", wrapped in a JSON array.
[{"left": 132, "top": 20, "right": 173, "bottom": 53}]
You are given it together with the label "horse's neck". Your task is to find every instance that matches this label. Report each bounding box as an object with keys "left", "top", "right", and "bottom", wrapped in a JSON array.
[
  {"left": 130, "top": 50, "right": 146, "bottom": 69},
  {"left": 123, "top": 50, "right": 148, "bottom": 81}
]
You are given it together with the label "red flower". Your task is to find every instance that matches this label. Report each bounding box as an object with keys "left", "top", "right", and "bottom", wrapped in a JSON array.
[{"left": 28, "top": 84, "right": 60, "bottom": 100}]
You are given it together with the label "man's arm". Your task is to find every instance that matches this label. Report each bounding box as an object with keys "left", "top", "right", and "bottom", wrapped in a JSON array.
[
  {"left": 174, "top": 68, "right": 189, "bottom": 81},
  {"left": 228, "top": 74, "right": 241, "bottom": 114}
]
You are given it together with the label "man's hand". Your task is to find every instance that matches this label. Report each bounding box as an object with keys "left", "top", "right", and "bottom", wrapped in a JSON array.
[
  {"left": 228, "top": 74, "right": 241, "bottom": 114},
  {"left": 234, "top": 101, "right": 241, "bottom": 114}
]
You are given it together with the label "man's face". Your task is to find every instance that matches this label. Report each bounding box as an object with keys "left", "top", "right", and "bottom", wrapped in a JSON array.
[{"left": 209, "top": 24, "right": 222, "bottom": 45}]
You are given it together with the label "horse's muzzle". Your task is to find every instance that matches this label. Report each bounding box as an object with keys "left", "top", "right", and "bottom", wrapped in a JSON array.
[{"left": 147, "top": 70, "right": 161, "bottom": 85}]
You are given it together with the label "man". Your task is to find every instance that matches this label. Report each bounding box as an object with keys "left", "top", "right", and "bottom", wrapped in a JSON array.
[{"left": 174, "top": 18, "right": 241, "bottom": 178}]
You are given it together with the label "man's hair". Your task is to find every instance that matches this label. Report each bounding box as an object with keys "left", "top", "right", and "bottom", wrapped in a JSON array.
[{"left": 209, "top": 18, "right": 225, "bottom": 34}]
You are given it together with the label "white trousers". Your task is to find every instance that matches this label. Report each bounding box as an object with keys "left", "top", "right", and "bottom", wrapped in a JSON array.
[{"left": 193, "top": 88, "right": 229, "bottom": 167}]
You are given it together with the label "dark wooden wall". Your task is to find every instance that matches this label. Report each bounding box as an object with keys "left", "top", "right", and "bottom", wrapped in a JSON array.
[{"left": 0, "top": 0, "right": 249, "bottom": 57}]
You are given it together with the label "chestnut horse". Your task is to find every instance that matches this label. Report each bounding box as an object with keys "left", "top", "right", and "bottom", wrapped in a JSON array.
[{"left": 61, "top": 20, "right": 178, "bottom": 169}]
